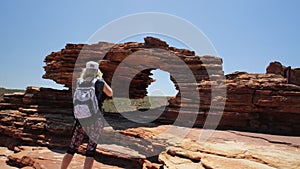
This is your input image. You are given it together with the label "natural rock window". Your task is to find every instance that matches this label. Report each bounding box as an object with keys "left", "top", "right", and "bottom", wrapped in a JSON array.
[{"left": 147, "top": 69, "right": 178, "bottom": 97}]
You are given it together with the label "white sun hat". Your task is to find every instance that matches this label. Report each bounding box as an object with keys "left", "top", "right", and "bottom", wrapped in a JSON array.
[{"left": 86, "top": 61, "right": 99, "bottom": 69}]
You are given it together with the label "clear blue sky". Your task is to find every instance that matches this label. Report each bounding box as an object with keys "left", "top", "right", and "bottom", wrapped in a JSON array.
[{"left": 1, "top": 1, "right": 299, "bottom": 96}]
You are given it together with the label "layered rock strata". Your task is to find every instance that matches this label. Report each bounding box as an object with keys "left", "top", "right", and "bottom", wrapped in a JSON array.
[
  {"left": 0, "top": 87, "right": 73, "bottom": 149},
  {"left": 43, "top": 37, "right": 223, "bottom": 99}
]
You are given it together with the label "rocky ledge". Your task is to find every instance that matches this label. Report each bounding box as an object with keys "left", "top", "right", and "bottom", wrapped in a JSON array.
[{"left": 1, "top": 125, "right": 299, "bottom": 169}]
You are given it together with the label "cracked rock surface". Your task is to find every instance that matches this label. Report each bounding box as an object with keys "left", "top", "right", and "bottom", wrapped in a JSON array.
[
  {"left": 3, "top": 125, "right": 299, "bottom": 169},
  {"left": 157, "top": 126, "right": 300, "bottom": 169}
]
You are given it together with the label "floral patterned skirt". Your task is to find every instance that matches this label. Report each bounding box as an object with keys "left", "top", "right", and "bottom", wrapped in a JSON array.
[{"left": 66, "top": 117, "right": 104, "bottom": 157}]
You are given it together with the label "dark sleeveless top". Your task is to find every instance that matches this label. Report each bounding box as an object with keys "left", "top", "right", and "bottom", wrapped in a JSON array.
[{"left": 94, "top": 79, "right": 107, "bottom": 110}]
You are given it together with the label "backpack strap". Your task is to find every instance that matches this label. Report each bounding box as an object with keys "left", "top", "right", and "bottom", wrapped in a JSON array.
[
  {"left": 77, "top": 78, "right": 98, "bottom": 87},
  {"left": 91, "top": 78, "right": 98, "bottom": 85},
  {"left": 76, "top": 79, "right": 83, "bottom": 87}
]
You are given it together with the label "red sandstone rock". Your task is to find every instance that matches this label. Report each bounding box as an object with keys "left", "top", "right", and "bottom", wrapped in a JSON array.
[
  {"left": 266, "top": 61, "right": 300, "bottom": 86},
  {"left": 149, "top": 125, "right": 300, "bottom": 169},
  {"left": 2, "top": 125, "right": 299, "bottom": 169},
  {"left": 42, "top": 37, "right": 223, "bottom": 98}
]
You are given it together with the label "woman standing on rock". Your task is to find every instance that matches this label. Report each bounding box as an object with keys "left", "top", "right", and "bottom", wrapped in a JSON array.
[{"left": 61, "top": 61, "right": 113, "bottom": 169}]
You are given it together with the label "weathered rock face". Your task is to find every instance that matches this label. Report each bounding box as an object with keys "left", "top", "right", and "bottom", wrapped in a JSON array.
[
  {"left": 226, "top": 72, "right": 300, "bottom": 134},
  {"left": 43, "top": 36, "right": 223, "bottom": 99},
  {"left": 155, "top": 125, "right": 300, "bottom": 169},
  {"left": 0, "top": 87, "right": 73, "bottom": 149},
  {"left": 266, "top": 61, "right": 300, "bottom": 86},
  {"left": 159, "top": 72, "right": 300, "bottom": 135}
]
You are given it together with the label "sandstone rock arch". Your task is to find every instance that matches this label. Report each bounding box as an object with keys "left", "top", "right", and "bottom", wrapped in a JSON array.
[
  {"left": 48, "top": 37, "right": 223, "bottom": 99},
  {"left": 42, "top": 36, "right": 226, "bottom": 128}
]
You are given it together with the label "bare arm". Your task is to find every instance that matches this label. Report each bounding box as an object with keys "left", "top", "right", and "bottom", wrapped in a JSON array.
[{"left": 103, "top": 81, "right": 113, "bottom": 97}]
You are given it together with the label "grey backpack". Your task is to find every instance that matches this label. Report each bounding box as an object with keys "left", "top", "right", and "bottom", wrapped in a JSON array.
[{"left": 73, "top": 78, "right": 99, "bottom": 119}]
